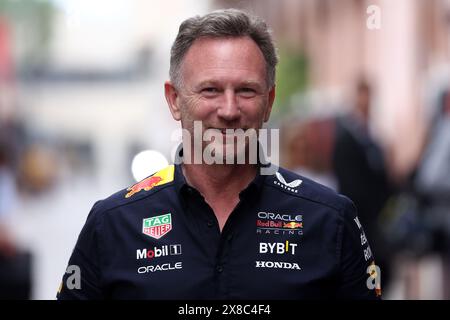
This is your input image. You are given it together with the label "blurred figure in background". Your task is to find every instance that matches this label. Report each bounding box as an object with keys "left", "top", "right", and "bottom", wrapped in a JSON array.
[
  {"left": 284, "top": 80, "right": 393, "bottom": 291},
  {"left": 283, "top": 117, "right": 337, "bottom": 190},
  {"left": 0, "top": 142, "right": 17, "bottom": 257},
  {"left": 0, "top": 142, "right": 31, "bottom": 300},
  {"left": 332, "top": 79, "right": 392, "bottom": 290},
  {"left": 413, "top": 88, "right": 450, "bottom": 298}
]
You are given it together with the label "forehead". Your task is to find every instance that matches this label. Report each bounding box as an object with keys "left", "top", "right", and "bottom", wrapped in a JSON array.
[{"left": 181, "top": 36, "right": 267, "bottom": 84}]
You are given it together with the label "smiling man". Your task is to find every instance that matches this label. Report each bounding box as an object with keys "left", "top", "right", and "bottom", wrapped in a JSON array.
[
  {"left": 164, "top": 31, "right": 275, "bottom": 230},
  {"left": 57, "top": 9, "right": 381, "bottom": 300}
]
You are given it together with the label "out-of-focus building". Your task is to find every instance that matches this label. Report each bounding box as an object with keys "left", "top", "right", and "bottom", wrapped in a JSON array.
[
  {"left": 13, "top": 0, "right": 211, "bottom": 192},
  {"left": 214, "top": 0, "right": 450, "bottom": 182}
]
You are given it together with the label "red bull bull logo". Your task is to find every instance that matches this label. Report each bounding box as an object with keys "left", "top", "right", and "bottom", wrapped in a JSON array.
[
  {"left": 283, "top": 222, "right": 303, "bottom": 229},
  {"left": 125, "top": 165, "right": 175, "bottom": 198}
]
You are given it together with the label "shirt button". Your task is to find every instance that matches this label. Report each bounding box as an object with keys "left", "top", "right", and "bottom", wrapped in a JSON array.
[
  {"left": 227, "top": 234, "right": 233, "bottom": 241},
  {"left": 207, "top": 221, "right": 213, "bottom": 228},
  {"left": 216, "top": 265, "right": 223, "bottom": 273}
]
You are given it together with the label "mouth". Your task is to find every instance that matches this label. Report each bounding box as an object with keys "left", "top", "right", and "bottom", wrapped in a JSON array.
[{"left": 209, "top": 128, "right": 248, "bottom": 134}]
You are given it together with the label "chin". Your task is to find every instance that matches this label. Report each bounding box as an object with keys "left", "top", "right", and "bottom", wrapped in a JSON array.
[{"left": 203, "top": 140, "right": 250, "bottom": 165}]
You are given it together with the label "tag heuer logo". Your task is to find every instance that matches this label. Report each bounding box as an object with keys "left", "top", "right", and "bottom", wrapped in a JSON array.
[{"left": 142, "top": 213, "right": 172, "bottom": 239}]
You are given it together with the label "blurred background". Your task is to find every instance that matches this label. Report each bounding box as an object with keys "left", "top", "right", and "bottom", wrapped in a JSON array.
[{"left": 1, "top": 0, "right": 450, "bottom": 299}]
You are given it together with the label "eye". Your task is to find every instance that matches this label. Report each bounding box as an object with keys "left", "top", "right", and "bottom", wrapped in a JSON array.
[
  {"left": 201, "top": 87, "right": 220, "bottom": 97},
  {"left": 238, "top": 88, "right": 257, "bottom": 98}
]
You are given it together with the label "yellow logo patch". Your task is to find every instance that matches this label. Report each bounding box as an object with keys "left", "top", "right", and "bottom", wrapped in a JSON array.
[{"left": 125, "top": 165, "right": 175, "bottom": 198}]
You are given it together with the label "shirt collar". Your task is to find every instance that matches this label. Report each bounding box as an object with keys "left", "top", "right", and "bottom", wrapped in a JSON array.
[{"left": 173, "top": 144, "right": 267, "bottom": 201}]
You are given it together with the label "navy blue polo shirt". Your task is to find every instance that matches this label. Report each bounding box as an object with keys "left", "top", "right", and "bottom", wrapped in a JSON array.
[{"left": 57, "top": 163, "right": 380, "bottom": 300}]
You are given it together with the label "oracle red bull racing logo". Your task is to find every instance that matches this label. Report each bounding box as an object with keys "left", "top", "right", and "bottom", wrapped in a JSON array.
[
  {"left": 125, "top": 165, "right": 174, "bottom": 198},
  {"left": 143, "top": 213, "right": 172, "bottom": 239},
  {"left": 256, "top": 211, "right": 303, "bottom": 235}
]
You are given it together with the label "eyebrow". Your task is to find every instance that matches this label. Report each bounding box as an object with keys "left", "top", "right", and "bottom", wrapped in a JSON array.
[{"left": 194, "top": 80, "right": 264, "bottom": 90}]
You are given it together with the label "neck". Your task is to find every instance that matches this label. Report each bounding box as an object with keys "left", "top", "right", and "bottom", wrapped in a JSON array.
[{"left": 182, "top": 163, "right": 257, "bottom": 199}]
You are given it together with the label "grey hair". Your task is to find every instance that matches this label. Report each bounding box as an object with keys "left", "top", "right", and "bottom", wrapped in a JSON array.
[{"left": 169, "top": 8, "right": 278, "bottom": 89}]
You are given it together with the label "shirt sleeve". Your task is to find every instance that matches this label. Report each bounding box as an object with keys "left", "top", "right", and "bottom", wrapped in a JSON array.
[
  {"left": 57, "top": 201, "right": 105, "bottom": 300},
  {"left": 336, "top": 197, "right": 381, "bottom": 300}
]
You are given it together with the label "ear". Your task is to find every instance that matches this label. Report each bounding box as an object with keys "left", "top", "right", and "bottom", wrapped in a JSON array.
[
  {"left": 263, "top": 85, "right": 276, "bottom": 122},
  {"left": 164, "top": 81, "right": 182, "bottom": 121}
]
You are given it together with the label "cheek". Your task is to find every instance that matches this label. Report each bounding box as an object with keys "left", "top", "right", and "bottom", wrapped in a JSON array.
[
  {"left": 180, "top": 95, "right": 199, "bottom": 118},
  {"left": 241, "top": 98, "right": 268, "bottom": 121},
  {"left": 182, "top": 96, "right": 215, "bottom": 120}
]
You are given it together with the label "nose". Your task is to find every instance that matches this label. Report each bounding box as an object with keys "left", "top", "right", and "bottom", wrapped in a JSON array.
[{"left": 216, "top": 90, "right": 241, "bottom": 122}]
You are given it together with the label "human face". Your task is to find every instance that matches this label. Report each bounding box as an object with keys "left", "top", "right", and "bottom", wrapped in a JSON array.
[{"left": 165, "top": 36, "right": 275, "bottom": 162}]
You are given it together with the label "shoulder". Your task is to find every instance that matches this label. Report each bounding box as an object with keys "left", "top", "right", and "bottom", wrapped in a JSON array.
[
  {"left": 264, "top": 166, "right": 353, "bottom": 214},
  {"left": 89, "top": 165, "right": 177, "bottom": 216}
]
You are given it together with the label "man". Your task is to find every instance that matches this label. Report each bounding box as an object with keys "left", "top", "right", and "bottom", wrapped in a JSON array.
[
  {"left": 57, "top": 9, "right": 380, "bottom": 299},
  {"left": 332, "top": 79, "right": 391, "bottom": 289}
]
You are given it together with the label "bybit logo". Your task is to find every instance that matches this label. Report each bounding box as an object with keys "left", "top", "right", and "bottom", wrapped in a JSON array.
[{"left": 259, "top": 241, "right": 298, "bottom": 255}]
